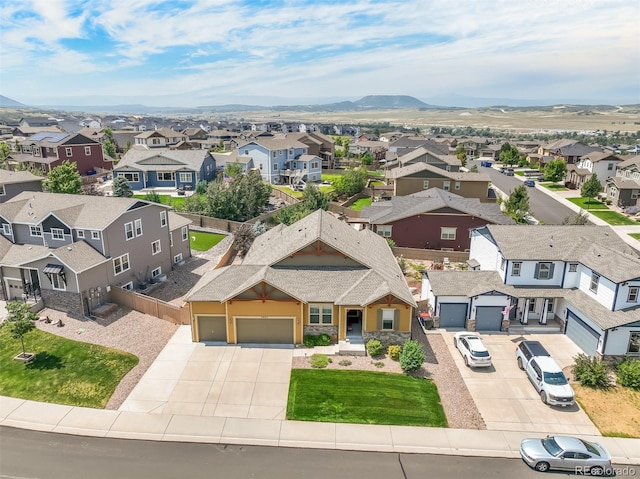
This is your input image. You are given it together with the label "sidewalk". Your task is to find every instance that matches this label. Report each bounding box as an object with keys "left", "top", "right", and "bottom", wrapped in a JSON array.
[{"left": 1, "top": 394, "right": 639, "bottom": 464}]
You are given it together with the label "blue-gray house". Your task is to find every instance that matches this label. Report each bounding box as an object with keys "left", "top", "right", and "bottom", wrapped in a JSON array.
[{"left": 114, "top": 150, "right": 216, "bottom": 191}]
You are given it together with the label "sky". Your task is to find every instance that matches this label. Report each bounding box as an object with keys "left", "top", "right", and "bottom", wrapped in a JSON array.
[{"left": 1, "top": 0, "right": 639, "bottom": 107}]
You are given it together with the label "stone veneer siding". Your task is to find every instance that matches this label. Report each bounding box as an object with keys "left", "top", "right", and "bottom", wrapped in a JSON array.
[
  {"left": 304, "top": 324, "right": 338, "bottom": 339},
  {"left": 41, "top": 289, "right": 84, "bottom": 317},
  {"left": 466, "top": 319, "right": 476, "bottom": 331},
  {"left": 363, "top": 330, "right": 411, "bottom": 347}
]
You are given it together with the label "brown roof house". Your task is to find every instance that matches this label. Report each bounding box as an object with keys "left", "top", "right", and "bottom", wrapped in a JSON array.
[{"left": 605, "top": 155, "right": 640, "bottom": 209}]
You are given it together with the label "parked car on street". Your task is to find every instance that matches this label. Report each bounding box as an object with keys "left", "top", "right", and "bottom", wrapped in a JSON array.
[
  {"left": 524, "top": 179, "right": 535, "bottom": 187},
  {"left": 520, "top": 435, "right": 612, "bottom": 474},
  {"left": 504, "top": 168, "right": 515, "bottom": 176},
  {"left": 454, "top": 332, "right": 492, "bottom": 368}
]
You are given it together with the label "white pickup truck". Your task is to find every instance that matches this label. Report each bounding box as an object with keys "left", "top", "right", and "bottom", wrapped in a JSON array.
[{"left": 515, "top": 340, "right": 575, "bottom": 407}]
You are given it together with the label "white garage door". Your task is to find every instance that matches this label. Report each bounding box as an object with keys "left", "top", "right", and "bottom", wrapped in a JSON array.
[{"left": 566, "top": 311, "right": 600, "bottom": 356}]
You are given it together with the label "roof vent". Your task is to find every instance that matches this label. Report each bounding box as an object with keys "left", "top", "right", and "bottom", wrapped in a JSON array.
[{"left": 67, "top": 246, "right": 72, "bottom": 251}]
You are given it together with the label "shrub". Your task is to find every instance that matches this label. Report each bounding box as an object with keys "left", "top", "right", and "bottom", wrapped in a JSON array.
[
  {"left": 572, "top": 353, "right": 611, "bottom": 389},
  {"left": 303, "top": 334, "right": 333, "bottom": 347},
  {"left": 387, "top": 344, "right": 401, "bottom": 360},
  {"left": 144, "top": 190, "right": 162, "bottom": 204},
  {"left": 373, "top": 361, "right": 384, "bottom": 368},
  {"left": 195, "top": 180, "right": 208, "bottom": 194},
  {"left": 366, "top": 338, "right": 383, "bottom": 357},
  {"left": 338, "top": 359, "right": 352, "bottom": 367},
  {"left": 616, "top": 359, "right": 640, "bottom": 390},
  {"left": 310, "top": 354, "right": 330, "bottom": 368},
  {"left": 400, "top": 340, "right": 426, "bottom": 373}
]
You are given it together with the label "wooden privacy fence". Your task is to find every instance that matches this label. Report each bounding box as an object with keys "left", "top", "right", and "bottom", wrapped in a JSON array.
[
  {"left": 110, "top": 287, "right": 190, "bottom": 325},
  {"left": 391, "top": 247, "right": 469, "bottom": 263}
]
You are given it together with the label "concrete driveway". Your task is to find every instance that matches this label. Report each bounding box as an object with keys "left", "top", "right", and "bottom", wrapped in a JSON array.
[
  {"left": 443, "top": 332, "right": 600, "bottom": 435},
  {"left": 119, "top": 326, "right": 293, "bottom": 419}
]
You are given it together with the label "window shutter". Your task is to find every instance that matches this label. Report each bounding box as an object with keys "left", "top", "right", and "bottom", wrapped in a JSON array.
[
  {"left": 393, "top": 309, "right": 399, "bottom": 330},
  {"left": 377, "top": 309, "right": 382, "bottom": 330},
  {"left": 534, "top": 263, "right": 540, "bottom": 279},
  {"left": 549, "top": 263, "right": 555, "bottom": 278}
]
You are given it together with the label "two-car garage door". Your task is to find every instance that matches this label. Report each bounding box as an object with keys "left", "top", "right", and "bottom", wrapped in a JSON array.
[{"left": 197, "top": 316, "right": 294, "bottom": 344}]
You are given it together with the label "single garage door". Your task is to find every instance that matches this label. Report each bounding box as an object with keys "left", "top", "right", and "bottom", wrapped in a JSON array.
[
  {"left": 236, "top": 318, "right": 294, "bottom": 344},
  {"left": 439, "top": 303, "right": 467, "bottom": 329},
  {"left": 475, "top": 306, "right": 504, "bottom": 331},
  {"left": 566, "top": 311, "right": 600, "bottom": 356},
  {"left": 197, "top": 315, "right": 227, "bottom": 342}
]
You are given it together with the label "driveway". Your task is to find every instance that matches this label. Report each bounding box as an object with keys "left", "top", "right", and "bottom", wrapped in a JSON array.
[
  {"left": 119, "top": 326, "right": 293, "bottom": 419},
  {"left": 443, "top": 332, "right": 600, "bottom": 435}
]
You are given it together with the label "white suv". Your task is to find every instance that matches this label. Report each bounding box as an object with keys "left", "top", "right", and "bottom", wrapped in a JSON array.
[{"left": 454, "top": 332, "right": 492, "bottom": 368}]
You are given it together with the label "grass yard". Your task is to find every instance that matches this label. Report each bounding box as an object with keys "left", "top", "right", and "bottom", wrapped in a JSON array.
[
  {"left": 272, "top": 185, "right": 303, "bottom": 198},
  {"left": 589, "top": 210, "right": 639, "bottom": 226},
  {"left": 189, "top": 231, "right": 226, "bottom": 251},
  {"left": 574, "top": 384, "right": 640, "bottom": 438},
  {"left": 629, "top": 233, "right": 640, "bottom": 241},
  {"left": 133, "top": 194, "right": 186, "bottom": 209},
  {"left": 0, "top": 326, "right": 138, "bottom": 408},
  {"left": 349, "top": 197, "right": 372, "bottom": 211},
  {"left": 567, "top": 197, "right": 608, "bottom": 210},
  {"left": 515, "top": 171, "right": 525, "bottom": 177},
  {"left": 287, "top": 369, "right": 447, "bottom": 427},
  {"left": 321, "top": 173, "right": 343, "bottom": 183},
  {"left": 541, "top": 183, "right": 569, "bottom": 191}
]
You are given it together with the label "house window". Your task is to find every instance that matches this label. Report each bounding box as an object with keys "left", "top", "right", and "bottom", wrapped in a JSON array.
[
  {"left": 528, "top": 300, "right": 536, "bottom": 312},
  {"left": 381, "top": 309, "right": 395, "bottom": 330},
  {"left": 76, "top": 230, "right": 85, "bottom": 239},
  {"left": 65, "top": 147, "right": 72, "bottom": 157},
  {"left": 113, "top": 253, "right": 130, "bottom": 275},
  {"left": 151, "top": 267, "right": 161, "bottom": 278},
  {"left": 311, "top": 161, "right": 319, "bottom": 169},
  {"left": 179, "top": 172, "right": 192, "bottom": 183},
  {"left": 121, "top": 282, "right": 133, "bottom": 291},
  {"left": 441, "top": 227, "right": 456, "bottom": 240},
  {"left": 0, "top": 185, "right": 5, "bottom": 196},
  {"left": 174, "top": 253, "right": 183, "bottom": 264},
  {"left": 547, "top": 298, "right": 554, "bottom": 312},
  {"left": 272, "top": 151, "right": 277, "bottom": 158},
  {"left": 182, "top": 226, "right": 188, "bottom": 241},
  {"left": 134, "top": 219, "right": 143, "bottom": 236},
  {"left": 84, "top": 146, "right": 91, "bottom": 156},
  {"left": 590, "top": 272, "right": 600, "bottom": 293},
  {"left": 628, "top": 332, "right": 640, "bottom": 354},
  {"left": 454, "top": 181, "right": 461, "bottom": 190},
  {"left": 607, "top": 163, "right": 613, "bottom": 171},
  {"left": 628, "top": 287, "right": 639, "bottom": 303},
  {"left": 124, "top": 222, "right": 134, "bottom": 240},
  {"left": 309, "top": 304, "right": 332, "bottom": 324},
  {"left": 244, "top": 149, "right": 249, "bottom": 155},
  {"left": 259, "top": 163, "right": 263, "bottom": 170},
  {"left": 535, "top": 262, "right": 553, "bottom": 279},
  {"left": 151, "top": 240, "right": 161, "bottom": 255},
  {"left": 569, "top": 263, "right": 578, "bottom": 272},
  {"left": 274, "top": 163, "right": 278, "bottom": 170},
  {"left": 443, "top": 181, "right": 451, "bottom": 191},
  {"left": 160, "top": 211, "right": 167, "bottom": 227},
  {"left": 51, "top": 228, "right": 64, "bottom": 240},
  {"left": 376, "top": 225, "right": 392, "bottom": 238},
  {"left": 91, "top": 231, "right": 100, "bottom": 240},
  {"left": 158, "top": 172, "right": 174, "bottom": 181},
  {"left": 120, "top": 172, "right": 140, "bottom": 182},
  {"left": 30, "top": 225, "right": 43, "bottom": 237},
  {"left": 423, "top": 180, "right": 429, "bottom": 189},
  {"left": 288, "top": 149, "right": 294, "bottom": 156},
  {"left": 2, "top": 224, "right": 12, "bottom": 236},
  {"left": 512, "top": 262, "right": 521, "bottom": 276},
  {"left": 50, "top": 273, "right": 66, "bottom": 291}
]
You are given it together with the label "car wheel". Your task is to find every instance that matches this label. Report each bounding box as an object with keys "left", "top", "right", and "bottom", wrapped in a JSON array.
[
  {"left": 534, "top": 462, "right": 550, "bottom": 472},
  {"left": 517, "top": 357, "right": 524, "bottom": 370},
  {"left": 540, "top": 391, "right": 548, "bottom": 404},
  {"left": 590, "top": 466, "right": 604, "bottom": 476},
  {"left": 464, "top": 356, "right": 470, "bottom": 367}
]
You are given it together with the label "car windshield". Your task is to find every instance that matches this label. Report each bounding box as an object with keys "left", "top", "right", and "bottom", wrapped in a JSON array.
[
  {"left": 543, "top": 372, "right": 568, "bottom": 385},
  {"left": 542, "top": 437, "right": 563, "bottom": 456},
  {"left": 471, "top": 350, "right": 490, "bottom": 357},
  {"left": 579, "top": 439, "right": 601, "bottom": 456}
]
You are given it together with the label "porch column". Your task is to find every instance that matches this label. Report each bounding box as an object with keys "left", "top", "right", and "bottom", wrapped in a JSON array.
[
  {"left": 522, "top": 299, "right": 529, "bottom": 324},
  {"left": 540, "top": 299, "right": 549, "bottom": 325}
]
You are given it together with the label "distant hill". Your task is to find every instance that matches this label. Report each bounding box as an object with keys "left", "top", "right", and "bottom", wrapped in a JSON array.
[
  {"left": 0, "top": 95, "right": 27, "bottom": 108},
  {"left": 354, "top": 95, "right": 431, "bottom": 109}
]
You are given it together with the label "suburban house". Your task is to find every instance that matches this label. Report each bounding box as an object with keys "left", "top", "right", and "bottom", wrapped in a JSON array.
[
  {"left": 354, "top": 189, "right": 514, "bottom": 251},
  {"left": 19, "top": 117, "right": 58, "bottom": 128},
  {"left": 114, "top": 149, "right": 217, "bottom": 191},
  {"left": 187, "top": 209, "right": 416, "bottom": 346},
  {"left": 391, "top": 145, "right": 461, "bottom": 171},
  {"left": 458, "top": 137, "right": 489, "bottom": 158},
  {"left": 348, "top": 140, "right": 388, "bottom": 156},
  {"left": 565, "top": 151, "right": 622, "bottom": 189},
  {"left": 0, "top": 192, "right": 191, "bottom": 316},
  {"left": 387, "top": 162, "right": 494, "bottom": 201},
  {"left": 10, "top": 132, "right": 112, "bottom": 175},
  {"left": 282, "top": 132, "right": 336, "bottom": 168},
  {"left": 134, "top": 128, "right": 188, "bottom": 148},
  {"left": 236, "top": 138, "right": 322, "bottom": 185},
  {"left": 537, "top": 139, "right": 601, "bottom": 166},
  {"left": 421, "top": 224, "right": 640, "bottom": 358},
  {"left": 605, "top": 155, "right": 640, "bottom": 209},
  {"left": 0, "top": 170, "right": 43, "bottom": 203}
]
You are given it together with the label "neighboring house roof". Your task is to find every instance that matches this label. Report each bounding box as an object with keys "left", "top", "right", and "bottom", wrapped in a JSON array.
[
  {"left": 168, "top": 211, "right": 192, "bottom": 231},
  {"left": 188, "top": 209, "right": 416, "bottom": 307},
  {"left": 0, "top": 191, "right": 168, "bottom": 230},
  {"left": 617, "top": 155, "right": 640, "bottom": 169},
  {"left": 425, "top": 270, "right": 640, "bottom": 330},
  {"left": 135, "top": 127, "right": 184, "bottom": 139},
  {"left": 579, "top": 151, "right": 621, "bottom": 163},
  {"left": 115, "top": 149, "right": 213, "bottom": 172},
  {"left": 0, "top": 170, "right": 44, "bottom": 185},
  {"left": 237, "top": 138, "right": 308, "bottom": 151},
  {"left": 479, "top": 224, "right": 640, "bottom": 282},
  {"left": 606, "top": 176, "right": 640, "bottom": 189},
  {"left": 359, "top": 189, "right": 514, "bottom": 225},
  {"left": 388, "top": 162, "right": 490, "bottom": 181},
  {"left": 45, "top": 241, "right": 110, "bottom": 272}
]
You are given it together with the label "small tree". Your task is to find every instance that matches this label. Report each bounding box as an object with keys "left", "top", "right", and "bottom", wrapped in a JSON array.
[
  {"left": 581, "top": 174, "right": 602, "bottom": 209},
  {"left": 103, "top": 138, "right": 117, "bottom": 159},
  {"left": 500, "top": 145, "right": 520, "bottom": 166},
  {"left": 112, "top": 175, "right": 133, "bottom": 197},
  {"left": 400, "top": 340, "right": 426, "bottom": 373},
  {"left": 301, "top": 184, "right": 328, "bottom": 211},
  {"left": 3, "top": 301, "right": 38, "bottom": 358},
  {"left": 0, "top": 141, "right": 10, "bottom": 166},
  {"left": 504, "top": 185, "right": 531, "bottom": 223},
  {"left": 42, "top": 160, "right": 82, "bottom": 194},
  {"left": 144, "top": 190, "right": 162, "bottom": 204},
  {"left": 543, "top": 158, "right": 567, "bottom": 183},
  {"left": 332, "top": 167, "right": 368, "bottom": 197}
]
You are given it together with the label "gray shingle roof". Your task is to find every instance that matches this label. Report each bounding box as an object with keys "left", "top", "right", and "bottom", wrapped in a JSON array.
[
  {"left": 115, "top": 149, "right": 212, "bottom": 172},
  {"left": 617, "top": 155, "right": 640, "bottom": 169},
  {"left": 0, "top": 170, "right": 44, "bottom": 185},
  {"left": 47, "top": 241, "right": 109, "bottom": 272},
  {"left": 388, "top": 162, "right": 490, "bottom": 181},
  {"left": 168, "top": 211, "right": 192, "bottom": 231}
]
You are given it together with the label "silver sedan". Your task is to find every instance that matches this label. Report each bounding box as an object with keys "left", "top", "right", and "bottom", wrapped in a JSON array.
[{"left": 520, "top": 435, "right": 612, "bottom": 475}]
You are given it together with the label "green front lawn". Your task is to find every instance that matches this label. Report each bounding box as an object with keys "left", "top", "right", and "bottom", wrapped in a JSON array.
[
  {"left": 567, "top": 197, "right": 608, "bottom": 210},
  {"left": 0, "top": 327, "right": 138, "bottom": 408},
  {"left": 133, "top": 194, "right": 186, "bottom": 209},
  {"left": 515, "top": 171, "right": 525, "bottom": 177},
  {"left": 629, "top": 233, "right": 640, "bottom": 241},
  {"left": 189, "top": 231, "right": 226, "bottom": 251},
  {"left": 287, "top": 369, "right": 447, "bottom": 427},
  {"left": 590, "top": 210, "right": 639, "bottom": 226},
  {"left": 541, "top": 183, "right": 569, "bottom": 191},
  {"left": 349, "top": 197, "right": 372, "bottom": 211}
]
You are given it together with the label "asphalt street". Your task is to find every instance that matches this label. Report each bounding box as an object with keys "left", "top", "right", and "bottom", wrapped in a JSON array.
[
  {"left": 468, "top": 159, "right": 581, "bottom": 225},
  {"left": 0, "top": 426, "right": 549, "bottom": 479}
]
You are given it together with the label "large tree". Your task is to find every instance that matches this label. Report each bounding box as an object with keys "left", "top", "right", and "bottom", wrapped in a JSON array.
[
  {"left": 201, "top": 170, "right": 271, "bottom": 221},
  {"left": 504, "top": 185, "right": 531, "bottom": 223},
  {"left": 0, "top": 141, "right": 10, "bottom": 165},
  {"left": 3, "top": 301, "right": 38, "bottom": 358},
  {"left": 112, "top": 175, "right": 133, "bottom": 197},
  {"left": 543, "top": 158, "right": 567, "bottom": 183},
  {"left": 332, "top": 167, "right": 368, "bottom": 197},
  {"left": 500, "top": 145, "right": 520, "bottom": 166},
  {"left": 581, "top": 174, "right": 602, "bottom": 209},
  {"left": 42, "top": 160, "right": 82, "bottom": 194}
]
